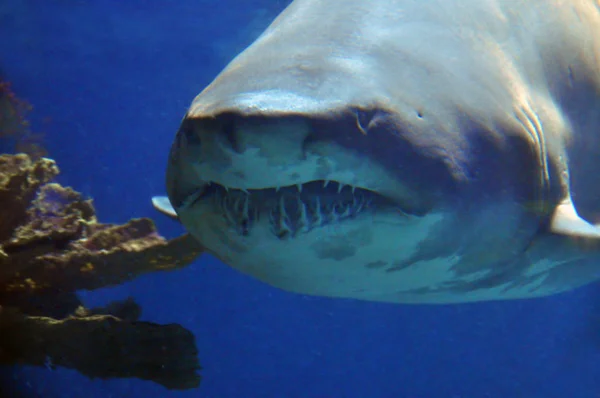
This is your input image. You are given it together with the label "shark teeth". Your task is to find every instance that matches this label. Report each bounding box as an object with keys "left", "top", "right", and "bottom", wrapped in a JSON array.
[
  {"left": 209, "top": 181, "right": 377, "bottom": 239},
  {"left": 180, "top": 189, "right": 206, "bottom": 208},
  {"left": 230, "top": 180, "right": 359, "bottom": 195}
]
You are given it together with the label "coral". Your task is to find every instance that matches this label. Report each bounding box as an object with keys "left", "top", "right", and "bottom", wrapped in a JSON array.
[
  {"left": 0, "top": 153, "right": 204, "bottom": 390},
  {"left": 0, "top": 81, "right": 46, "bottom": 159}
]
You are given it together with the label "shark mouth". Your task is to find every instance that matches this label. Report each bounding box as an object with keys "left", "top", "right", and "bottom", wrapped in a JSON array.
[{"left": 181, "top": 180, "right": 399, "bottom": 239}]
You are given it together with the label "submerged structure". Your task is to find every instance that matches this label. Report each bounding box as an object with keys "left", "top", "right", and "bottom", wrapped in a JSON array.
[{"left": 0, "top": 81, "right": 204, "bottom": 390}]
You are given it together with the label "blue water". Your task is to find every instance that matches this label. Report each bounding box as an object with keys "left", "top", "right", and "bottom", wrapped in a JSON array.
[{"left": 1, "top": 1, "right": 600, "bottom": 397}]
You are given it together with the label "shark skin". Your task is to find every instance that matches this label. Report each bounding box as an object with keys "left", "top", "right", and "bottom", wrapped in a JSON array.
[{"left": 158, "top": 0, "right": 600, "bottom": 304}]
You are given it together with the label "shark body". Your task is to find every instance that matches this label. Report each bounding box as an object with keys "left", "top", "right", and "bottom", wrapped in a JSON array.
[{"left": 157, "top": 0, "right": 600, "bottom": 303}]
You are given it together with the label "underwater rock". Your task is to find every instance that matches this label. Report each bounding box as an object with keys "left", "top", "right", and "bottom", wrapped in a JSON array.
[
  {"left": 0, "top": 306, "right": 200, "bottom": 390},
  {"left": 0, "top": 153, "right": 58, "bottom": 244},
  {"left": 0, "top": 153, "right": 204, "bottom": 390}
]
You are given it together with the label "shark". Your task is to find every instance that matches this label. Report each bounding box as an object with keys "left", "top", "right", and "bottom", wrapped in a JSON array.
[{"left": 153, "top": 0, "right": 600, "bottom": 304}]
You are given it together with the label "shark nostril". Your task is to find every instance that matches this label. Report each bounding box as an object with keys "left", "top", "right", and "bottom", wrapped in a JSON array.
[{"left": 354, "top": 108, "right": 377, "bottom": 135}]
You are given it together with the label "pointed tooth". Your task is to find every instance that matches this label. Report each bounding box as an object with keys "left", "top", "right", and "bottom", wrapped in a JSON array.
[
  {"left": 242, "top": 195, "right": 249, "bottom": 219},
  {"left": 343, "top": 204, "right": 352, "bottom": 217},
  {"left": 337, "top": 183, "right": 344, "bottom": 194},
  {"left": 297, "top": 196, "right": 310, "bottom": 231},
  {"left": 241, "top": 188, "right": 249, "bottom": 194},
  {"left": 181, "top": 189, "right": 204, "bottom": 208},
  {"left": 224, "top": 205, "right": 236, "bottom": 225},
  {"left": 297, "top": 183, "right": 303, "bottom": 193},
  {"left": 314, "top": 197, "right": 323, "bottom": 225},
  {"left": 233, "top": 197, "right": 242, "bottom": 214},
  {"left": 276, "top": 185, "right": 281, "bottom": 192},
  {"left": 330, "top": 203, "right": 340, "bottom": 222},
  {"left": 351, "top": 186, "right": 356, "bottom": 194},
  {"left": 279, "top": 218, "right": 293, "bottom": 236},
  {"left": 269, "top": 208, "right": 277, "bottom": 235},
  {"left": 323, "top": 180, "right": 330, "bottom": 188},
  {"left": 224, "top": 186, "right": 229, "bottom": 192},
  {"left": 355, "top": 196, "right": 364, "bottom": 213},
  {"left": 279, "top": 196, "right": 288, "bottom": 219},
  {"left": 277, "top": 196, "right": 293, "bottom": 236}
]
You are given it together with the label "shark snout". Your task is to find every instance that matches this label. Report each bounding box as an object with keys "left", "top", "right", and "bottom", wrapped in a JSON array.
[
  {"left": 217, "top": 116, "right": 312, "bottom": 166},
  {"left": 180, "top": 115, "right": 313, "bottom": 166},
  {"left": 169, "top": 114, "right": 326, "bottom": 193}
]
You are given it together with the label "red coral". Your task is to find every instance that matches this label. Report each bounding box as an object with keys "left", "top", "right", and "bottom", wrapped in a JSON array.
[{"left": 0, "top": 81, "right": 46, "bottom": 159}]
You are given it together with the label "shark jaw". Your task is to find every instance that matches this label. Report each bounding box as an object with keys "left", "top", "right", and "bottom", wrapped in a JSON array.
[
  {"left": 174, "top": 178, "right": 449, "bottom": 302},
  {"left": 178, "top": 179, "right": 403, "bottom": 240}
]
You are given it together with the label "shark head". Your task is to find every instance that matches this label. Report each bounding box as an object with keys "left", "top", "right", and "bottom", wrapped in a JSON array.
[{"left": 163, "top": 0, "right": 600, "bottom": 303}]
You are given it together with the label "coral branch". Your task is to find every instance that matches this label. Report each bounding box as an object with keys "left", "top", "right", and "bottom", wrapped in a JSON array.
[{"left": 0, "top": 153, "right": 204, "bottom": 390}]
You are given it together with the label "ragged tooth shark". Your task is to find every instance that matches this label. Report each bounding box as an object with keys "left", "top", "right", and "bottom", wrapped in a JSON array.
[{"left": 153, "top": 0, "right": 600, "bottom": 303}]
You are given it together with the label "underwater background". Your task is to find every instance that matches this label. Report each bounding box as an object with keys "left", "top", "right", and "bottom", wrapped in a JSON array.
[{"left": 1, "top": 1, "right": 600, "bottom": 397}]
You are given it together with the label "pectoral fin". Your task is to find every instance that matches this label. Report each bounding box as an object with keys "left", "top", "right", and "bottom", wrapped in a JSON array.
[
  {"left": 151, "top": 196, "right": 178, "bottom": 220},
  {"left": 550, "top": 199, "right": 600, "bottom": 238}
]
